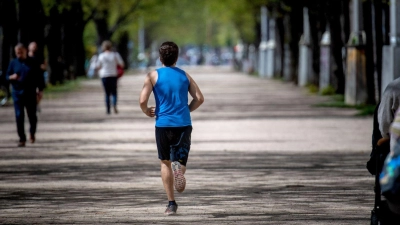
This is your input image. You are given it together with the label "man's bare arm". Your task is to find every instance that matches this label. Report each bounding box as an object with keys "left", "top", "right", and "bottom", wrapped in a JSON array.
[
  {"left": 139, "top": 71, "right": 156, "bottom": 117},
  {"left": 187, "top": 73, "right": 204, "bottom": 112}
]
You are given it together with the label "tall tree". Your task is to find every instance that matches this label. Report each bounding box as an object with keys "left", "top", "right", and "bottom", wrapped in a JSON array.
[
  {"left": 47, "top": 4, "right": 64, "bottom": 84},
  {"left": 93, "top": 0, "right": 141, "bottom": 46},
  {"left": 18, "top": 0, "right": 46, "bottom": 53},
  {"left": 0, "top": 0, "right": 18, "bottom": 73},
  {"left": 326, "top": 0, "right": 346, "bottom": 94}
]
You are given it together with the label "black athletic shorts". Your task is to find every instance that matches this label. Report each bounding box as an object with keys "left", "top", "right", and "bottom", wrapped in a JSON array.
[{"left": 155, "top": 126, "right": 192, "bottom": 166}]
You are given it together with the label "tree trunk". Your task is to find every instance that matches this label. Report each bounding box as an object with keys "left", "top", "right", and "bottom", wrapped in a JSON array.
[
  {"left": 327, "top": 0, "right": 346, "bottom": 94},
  {"left": 276, "top": 13, "right": 285, "bottom": 78},
  {"left": 382, "top": 1, "right": 390, "bottom": 45},
  {"left": 0, "top": 0, "right": 18, "bottom": 72},
  {"left": 0, "top": 0, "right": 18, "bottom": 98},
  {"left": 307, "top": 1, "right": 325, "bottom": 85},
  {"left": 47, "top": 5, "right": 64, "bottom": 85},
  {"left": 363, "top": 0, "right": 377, "bottom": 104},
  {"left": 70, "top": 1, "right": 86, "bottom": 77},
  {"left": 342, "top": 0, "right": 351, "bottom": 44},
  {"left": 117, "top": 31, "right": 129, "bottom": 69},
  {"left": 93, "top": 10, "right": 111, "bottom": 47},
  {"left": 18, "top": 0, "right": 45, "bottom": 52},
  {"left": 372, "top": 0, "right": 384, "bottom": 102},
  {"left": 287, "top": 1, "right": 303, "bottom": 83}
]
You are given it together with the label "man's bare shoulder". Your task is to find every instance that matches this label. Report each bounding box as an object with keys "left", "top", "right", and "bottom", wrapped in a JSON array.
[
  {"left": 146, "top": 70, "right": 158, "bottom": 85},
  {"left": 147, "top": 70, "right": 158, "bottom": 78},
  {"left": 185, "top": 72, "right": 193, "bottom": 83}
]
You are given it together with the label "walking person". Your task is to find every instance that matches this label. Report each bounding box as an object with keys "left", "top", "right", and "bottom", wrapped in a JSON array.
[
  {"left": 28, "top": 41, "right": 47, "bottom": 112},
  {"left": 6, "top": 43, "right": 45, "bottom": 147},
  {"left": 139, "top": 41, "right": 204, "bottom": 215},
  {"left": 96, "top": 40, "right": 124, "bottom": 114},
  {"left": 28, "top": 42, "right": 46, "bottom": 71}
]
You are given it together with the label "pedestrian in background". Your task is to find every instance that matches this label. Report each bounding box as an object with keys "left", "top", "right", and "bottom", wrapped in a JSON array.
[
  {"left": 96, "top": 40, "right": 124, "bottom": 114},
  {"left": 28, "top": 41, "right": 47, "bottom": 112},
  {"left": 6, "top": 43, "right": 45, "bottom": 147},
  {"left": 87, "top": 53, "right": 98, "bottom": 79}
]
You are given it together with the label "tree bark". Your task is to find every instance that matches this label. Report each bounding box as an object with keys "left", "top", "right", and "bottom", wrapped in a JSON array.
[
  {"left": 18, "top": 0, "right": 46, "bottom": 52},
  {"left": 47, "top": 5, "right": 64, "bottom": 85},
  {"left": 276, "top": 12, "right": 285, "bottom": 78},
  {"left": 117, "top": 31, "right": 129, "bottom": 69},
  {"left": 363, "top": 0, "right": 377, "bottom": 104},
  {"left": 287, "top": 1, "right": 303, "bottom": 83},
  {"left": 307, "top": 0, "right": 325, "bottom": 85},
  {"left": 382, "top": 1, "right": 390, "bottom": 45},
  {"left": 93, "top": 10, "right": 110, "bottom": 46},
  {"left": 327, "top": 0, "right": 346, "bottom": 94},
  {"left": 0, "top": 0, "right": 18, "bottom": 73},
  {"left": 372, "top": 0, "right": 384, "bottom": 101}
]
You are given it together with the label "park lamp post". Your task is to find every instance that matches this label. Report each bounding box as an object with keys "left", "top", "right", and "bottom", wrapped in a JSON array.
[{"left": 319, "top": 29, "right": 333, "bottom": 94}]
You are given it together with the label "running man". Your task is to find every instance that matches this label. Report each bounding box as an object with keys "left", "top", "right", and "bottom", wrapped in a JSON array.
[{"left": 139, "top": 41, "right": 204, "bottom": 215}]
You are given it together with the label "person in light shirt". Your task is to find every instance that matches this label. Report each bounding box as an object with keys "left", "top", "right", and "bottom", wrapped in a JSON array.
[{"left": 96, "top": 40, "right": 124, "bottom": 114}]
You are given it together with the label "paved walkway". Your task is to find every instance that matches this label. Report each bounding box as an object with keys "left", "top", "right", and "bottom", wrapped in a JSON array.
[{"left": 0, "top": 66, "right": 373, "bottom": 224}]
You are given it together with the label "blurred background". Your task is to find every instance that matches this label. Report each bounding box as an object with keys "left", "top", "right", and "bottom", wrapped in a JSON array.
[{"left": 0, "top": 0, "right": 397, "bottom": 107}]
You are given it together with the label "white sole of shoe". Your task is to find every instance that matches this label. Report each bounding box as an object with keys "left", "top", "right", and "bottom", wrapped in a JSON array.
[{"left": 172, "top": 161, "right": 186, "bottom": 193}]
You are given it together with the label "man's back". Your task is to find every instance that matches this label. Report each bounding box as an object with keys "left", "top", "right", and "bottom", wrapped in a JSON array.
[{"left": 153, "top": 67, "right": 191, "bottom": 127}]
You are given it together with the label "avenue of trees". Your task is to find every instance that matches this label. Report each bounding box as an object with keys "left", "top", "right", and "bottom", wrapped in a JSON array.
[
  {"left": 225, "top": 0, "right": 390, "bottom": 104},
  {"left": 0, "top": 0, "right": 392, "bottom": 104},
  {"left": 0, "top": 0, "right": 144, "bottom": 85}
]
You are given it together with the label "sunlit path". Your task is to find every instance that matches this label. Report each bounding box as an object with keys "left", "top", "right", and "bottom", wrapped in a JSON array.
[{"left": 0, "top": 67, "right": 372, "bottom": 224}]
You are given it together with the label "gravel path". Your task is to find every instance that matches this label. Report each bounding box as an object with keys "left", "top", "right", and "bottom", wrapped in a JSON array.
[{"left": 0, "top": 67, "right": 373, "bottom": 224}]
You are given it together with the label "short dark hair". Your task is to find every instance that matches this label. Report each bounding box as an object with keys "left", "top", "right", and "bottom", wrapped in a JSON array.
[
  {"left": 15, "top": 43, "right": 26, "bottom": 49},
  {"left": 159, "top": 41, "right": 179, "bottom": 66}
]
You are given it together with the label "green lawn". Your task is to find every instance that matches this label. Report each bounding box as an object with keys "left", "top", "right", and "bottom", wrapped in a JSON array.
[{"left": 314, "top": 95, "right": 376, "bottom": 116}]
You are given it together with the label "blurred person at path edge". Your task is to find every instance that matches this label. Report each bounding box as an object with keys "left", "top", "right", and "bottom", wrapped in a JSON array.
[
  {"left": 139, "top": 41, "right": 204, "bottom": 215},
  {"left": 6, "top": 43, "right": 45, "bottom": 147},
  {"left": 378, "top": 77, "right": 400, "bottom": 150},
  {"left": 96, "top": 40, "right": 124, "bottom": 114}
]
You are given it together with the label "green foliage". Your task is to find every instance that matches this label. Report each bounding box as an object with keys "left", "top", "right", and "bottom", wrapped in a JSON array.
[
  {"left": 314, "top": 95, "right": 375, "bottom": 116},
  {"left": 320, "top": 85, "right": 336, "bottom": 96},
  {"left": 42, "top": 0, "right": 278, "bottom": 55},
  {"left": 306, "top": 84, "right": 319, "bottom": 94}
]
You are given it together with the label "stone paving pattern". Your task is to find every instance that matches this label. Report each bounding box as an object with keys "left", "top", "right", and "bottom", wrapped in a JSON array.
[{"left": 0, "top": 67, "right": 373, "bottom": 224}]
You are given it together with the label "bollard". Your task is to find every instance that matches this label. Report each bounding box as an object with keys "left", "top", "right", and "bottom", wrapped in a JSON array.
[
  {"left": 298, "top": 7, "right": 312, "bottom": 87},
  {"left": 283, "top": 44, "right": 292, "bottom": 81},
  {"left": 319, "top": 31, "right": 332, "bottom": 94},
  {"left": 266, "top": 18, "right": 276, "bottom": 78},
  {"left": 248, "top": 44, "right": 257, "bottom": 74},
  {"left": 258, "top": 6, "right": 268, "bottom": 78},
  {"left": 258, "top": 42, "right": 267, "bottom": 77}
]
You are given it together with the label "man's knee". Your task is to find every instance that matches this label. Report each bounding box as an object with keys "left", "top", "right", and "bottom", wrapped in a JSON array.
[{"left": 160, "top": 160, "right": 171, "bottom": 167}]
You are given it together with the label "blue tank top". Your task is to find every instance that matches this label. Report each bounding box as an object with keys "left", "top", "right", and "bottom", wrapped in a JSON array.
[{"left": 154, "top": 67, "right": 191, "bottom": 127}]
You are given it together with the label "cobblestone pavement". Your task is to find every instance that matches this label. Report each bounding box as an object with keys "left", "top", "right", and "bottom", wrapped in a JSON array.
[{"left": 0, "top": 67, "right": 373, "bottom": 224}]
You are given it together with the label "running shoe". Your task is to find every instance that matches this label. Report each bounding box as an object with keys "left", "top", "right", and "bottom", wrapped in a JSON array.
[
  {"left": 164, "top": 204, "right": 178, "bottom": 215},
  {"left": 172, "top": 161, "right": 186, "bottom": 193}
]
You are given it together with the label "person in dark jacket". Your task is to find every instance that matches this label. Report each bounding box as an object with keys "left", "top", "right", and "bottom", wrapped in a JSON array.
[{"left": 6, "top": 43, "right": 45, "bottom": 147}]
